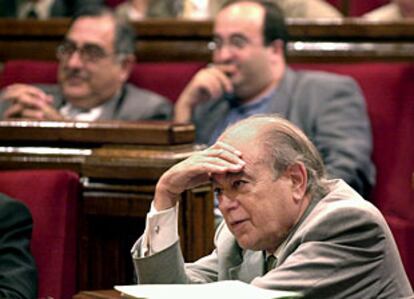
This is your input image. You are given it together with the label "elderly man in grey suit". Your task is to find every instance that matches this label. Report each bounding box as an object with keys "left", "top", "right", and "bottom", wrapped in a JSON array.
[
  {"left": 175, "top": 0, "right": 374, "bottom": 199},
  {"left": 132, "top": 114, "right": 413, "bottom": 299},
  {"left": 0, "top": 6, "right": 171, "bottom": 122}
]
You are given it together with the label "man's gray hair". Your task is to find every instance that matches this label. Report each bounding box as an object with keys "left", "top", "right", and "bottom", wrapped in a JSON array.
[
  {"left": 72, "top": 5, "right": 136, "bottom": 57},
  {"left": 227, "top": 114, "right": 328, "bottom": 198}
]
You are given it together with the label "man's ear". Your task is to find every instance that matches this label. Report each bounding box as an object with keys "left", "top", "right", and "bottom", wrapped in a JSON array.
[
  {"left": 267, "top": 39, "right": 285, "bottom": 64},
  {"left": 119, "top": 54, "right": 135, "bottom": 82},
  {"left": 286, "top": 162, "right": 307, "bottom": 203}
]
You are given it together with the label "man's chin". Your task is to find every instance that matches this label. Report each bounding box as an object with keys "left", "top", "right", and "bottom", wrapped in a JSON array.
[{"left": 62, "top": 87, "right": 89, "bottom": 100}]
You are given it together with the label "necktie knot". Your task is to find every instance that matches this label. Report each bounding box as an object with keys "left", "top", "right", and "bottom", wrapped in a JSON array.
[{"left": 264, "top": 255, "right": 277, "bottom": 273}]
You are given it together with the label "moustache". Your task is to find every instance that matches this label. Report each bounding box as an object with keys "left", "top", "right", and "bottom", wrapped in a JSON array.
[{"left": 63, "top": 69, "right": 89, "bottom": 81}]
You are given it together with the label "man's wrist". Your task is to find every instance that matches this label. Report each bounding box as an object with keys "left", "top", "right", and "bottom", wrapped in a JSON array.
[{"left": 154, "top": 183, "right": 180, "bottom": 211}]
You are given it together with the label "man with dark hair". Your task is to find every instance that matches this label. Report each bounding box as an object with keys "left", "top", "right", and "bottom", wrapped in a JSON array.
[
  {"left": 0, "top": 7, "right": 171, "bottom": 121},
  {"left": 0, "top": 193, "right": 37, "bottom": 299},
  {"left": 131, "top": 114, "right": 413, "bottom": 299},
  {"left": 175, "top": 0, "right": 374, "bottom": 199}
]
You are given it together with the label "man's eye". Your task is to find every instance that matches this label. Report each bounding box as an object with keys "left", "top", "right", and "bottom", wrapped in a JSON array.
[
  {"left": 83, "top": 46, "right": 105, "bottom": 58},
  {"left": 232, "top": 180, "right": 246, "bottom": 189},
  {"left": 230, "top": 37, "right": 247, "bottom": 49}
]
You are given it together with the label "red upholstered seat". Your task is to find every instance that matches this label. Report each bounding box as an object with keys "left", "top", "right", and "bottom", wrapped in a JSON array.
[
  {"left": 0, "top": 59, "right": 206, "bottom": 103},
  {"left": 0, "top": 60, "right": 58, "bottom": 86},
  {"left": 129, "top": 62, "right": 205, "bottom": 102},
  {"left": 0, "top": 170, "right": 80, "bottom": 299}
]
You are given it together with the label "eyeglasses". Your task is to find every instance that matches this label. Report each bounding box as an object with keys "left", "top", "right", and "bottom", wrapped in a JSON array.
[
  {"left": 56, "top": 40, "right": 112, "bottom": 63},
  {"left": 208, "top": 35, "right": 250, "bottom": 53}
]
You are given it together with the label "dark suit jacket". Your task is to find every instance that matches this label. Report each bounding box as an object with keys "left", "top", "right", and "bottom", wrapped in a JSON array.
[
  {"left": 0, "top": 83, "right": 172, "bottom": 121},
  {"left": 0, "top": 193, "right": 37, "bottom": 299},
  {"left": 133, "top": 180, "right": 413, "bottom": 299},
  {"left": 193, "top": 67, "right": 375, "bottom": 198}
]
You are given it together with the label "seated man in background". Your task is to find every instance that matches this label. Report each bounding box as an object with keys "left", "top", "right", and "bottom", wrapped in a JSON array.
[
  {"left": 363, "top": 0, "right": 414, "bottom": 21},
  {"left": 175, "top": 0, "right": 374, "bottom": 198},
  {"left": 0, "top": 7, "right": 172, "bottom": 121},
  {"left": 132, "top": 114, "right": 413, "bottom": 299},
  {"left": 0, "top": 193, "right": 37, "bottom": 299}
]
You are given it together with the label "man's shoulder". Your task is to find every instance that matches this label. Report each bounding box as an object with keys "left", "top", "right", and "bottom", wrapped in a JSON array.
[
  {"left": 291, "top": 67, "right": 357, "bottom": 86},
  {"left": 0, "top": 193, "right": 31, "bottom": 220},
  {"left": 123, "top": 83, "right": 171, "bottom": 104},
  {"left": 306, "top": 180, "right": 384, "bottom": 230},
  {"left": 117, "top": 84, "right": 172, "bottom": 120},
  {"left": 285, "top": 67, "right": 362, "bottom": 103}
]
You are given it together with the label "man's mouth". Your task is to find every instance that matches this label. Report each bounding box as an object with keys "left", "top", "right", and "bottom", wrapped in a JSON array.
[
  {"left": 65, "top": 75, "right": 86, "bottom": 85},
  {"left": 229, "top": 219, "right": 248, "bottom": 232}
]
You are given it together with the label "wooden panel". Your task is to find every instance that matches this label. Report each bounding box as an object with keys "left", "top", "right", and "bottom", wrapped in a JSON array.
[
  {"left": 2, "top": 19, "right": 414, "bottom": 62},
  {"left": 0, "top": 120, "right": 195, "bottom": 145}
]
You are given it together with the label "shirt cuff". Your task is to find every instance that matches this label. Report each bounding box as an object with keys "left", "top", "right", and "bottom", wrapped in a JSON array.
[{"left": 138, "top": 201, "right": 179, "bottom": 257}]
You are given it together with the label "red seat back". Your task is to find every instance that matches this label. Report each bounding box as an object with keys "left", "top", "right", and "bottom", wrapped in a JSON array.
[{"left": 0, "top": 170, "right": 80, "bottom": 299}]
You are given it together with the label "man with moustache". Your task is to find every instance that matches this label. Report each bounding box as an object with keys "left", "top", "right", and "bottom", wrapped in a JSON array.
[
  {"left": 174, "top": 0, "right": 374, "bottom": 199},
  {"left": 0, "top": 7, "right": 171, "bottom": 121}
]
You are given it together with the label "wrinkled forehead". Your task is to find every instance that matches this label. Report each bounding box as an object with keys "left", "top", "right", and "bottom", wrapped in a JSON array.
[{"left": 67, "top": 15, "right": 116, "bottom": 49}]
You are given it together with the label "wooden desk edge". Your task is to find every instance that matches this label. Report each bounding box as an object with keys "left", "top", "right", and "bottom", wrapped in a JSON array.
[{"left": 73, "top": 290, "right": 122, "bottom": 299}]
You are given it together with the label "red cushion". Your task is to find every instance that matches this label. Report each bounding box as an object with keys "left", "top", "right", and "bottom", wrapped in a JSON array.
[
  {"left": 0, "top": 60, "right": 58, "bottom": 87},
  {"left": 0, "top": 170, "right": 80, "bottom": 299},
  {"left": 129, "top": 62, "right": 205, "bottom": 102},
  {"left": 0, "top": 59, "right": 206, "bottom": 102}
]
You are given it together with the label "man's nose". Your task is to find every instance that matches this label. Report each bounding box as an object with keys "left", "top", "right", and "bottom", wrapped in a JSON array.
[
  {"left": 218, "top": 193, "right": 239, "bottom": 211},
  {"left": 213, "top": 46, "right": 234, "bottom": 63},
  {"left": 65, "top": 50, "right": 84, "bottom": 68}
]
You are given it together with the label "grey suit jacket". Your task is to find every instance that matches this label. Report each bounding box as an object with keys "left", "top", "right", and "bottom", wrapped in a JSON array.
[
  {"left": 0, "top": 83, "right": 172, "bottom": 121},
  {"left": 133, "top": 180, "right": 413, "bottom": 299},
  {"left": 193, "top": 67, "right": 375, "bottom": 198}
]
